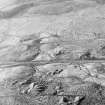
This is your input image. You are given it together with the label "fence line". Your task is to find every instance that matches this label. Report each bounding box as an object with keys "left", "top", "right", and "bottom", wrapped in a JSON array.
[{"left": 0, "top": 59, "right": 105, "bottom": 68}]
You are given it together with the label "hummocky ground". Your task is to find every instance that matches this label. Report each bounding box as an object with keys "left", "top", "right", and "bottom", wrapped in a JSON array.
[{"left": 1, "top": 0, "right": 105, "bottom": 105}]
